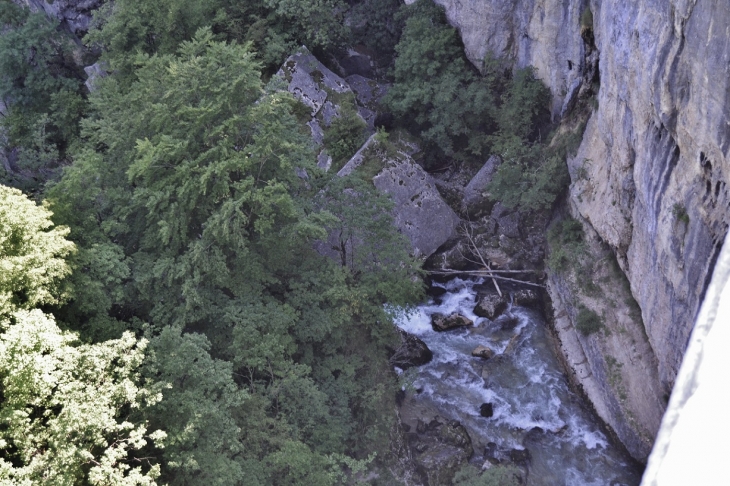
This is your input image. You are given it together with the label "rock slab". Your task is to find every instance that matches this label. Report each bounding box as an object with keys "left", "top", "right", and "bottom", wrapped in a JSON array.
[{"left": 373, "top": 159, "right": 460, "bottom": 258}]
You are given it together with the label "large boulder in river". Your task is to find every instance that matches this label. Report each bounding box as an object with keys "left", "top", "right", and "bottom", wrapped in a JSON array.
[
  {"left": 472, "top": 345, "right": 495, "bottom": 360},
  {"left": 474, "top": 294, "right": 508, "bottom": 319},
  {"left": 431, "top": 313, "right": 473, "bottom": 332},
  {"left": 390, "top": 330, "right": 433, "bottom": 370},
  {"left": 513, "top": 289, "right": 541, "bottom": 310},
  {"left": 373, "top": 159, "right": 460, "bottom": 258}
]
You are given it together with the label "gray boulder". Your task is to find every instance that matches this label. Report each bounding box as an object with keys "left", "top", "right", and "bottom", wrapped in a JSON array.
[
  {"left": 498, "top": 211, "right": 521, "bottom": 239},
  {"left": 471, "top": 345, "right": 495, "bottom": 360},
  {"left": 23, "top": 0, "right": 103, "bottom": 35},
  {"left": 462, "top": 155, "right": 501, "bottom": 217},
  {"left": 373, "top": 159, "right": 460, "bottom": 258},
  {"left": 345, "top": 74, "right": 389, "bottom": 130},
  {"left": 276, "top": 47, "right": 351, "bottom": 117},
  {"left": 84, "top": 62, "right": 108, "bottom": 92},
  {"left": 513, "top": 289, "right": 541, "bottom": 310},
  {"left": 413, "top": 420, "right": 474, "bottom": 486},
  {"left": 431, "top": 313, "right": 473, "bottom": 332},
  {"left": 390, "top": 330, "right": 433, "bottom": 370},
  {"left": 474, "top": 294, "right": 508, "bottom": 319}
]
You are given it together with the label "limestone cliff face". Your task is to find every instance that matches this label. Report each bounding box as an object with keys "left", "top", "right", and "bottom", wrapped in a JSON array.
[
  {"left": 428, "top": 0, "right": 730, "bottom": 461},
  {"left": 416, "top": 0, "right": 586, "bottom": 115}
]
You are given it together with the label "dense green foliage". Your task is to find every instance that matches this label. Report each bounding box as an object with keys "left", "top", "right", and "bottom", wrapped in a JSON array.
[
  {"left": 383, "top": 0, "right": 498, "bottom": 166},
  {"left": 20, "top": 24, "right": 420, "bottom": 483},
  {"left": 576, "top": 305, "right": 603, "bottom": 336},
  {"left": 0, "top": 188, "right": 165, "bottom": 484},
  {"left": 384, "top": 0, "right": 571, "bottom": 211},
  {"left": 323, "top": 102, "right": 369, "bottom": 169},
  {"left": 0, "top": 0, "right": 583, "bottom": 482},
  {"left": 0, "top": 1, "right": 88, "bottom": 188},
  {"left": 546, "top": 218, "right": 585, "bottom": 271},
  {"left": 383, "top": 0, "right": 552, "bottom": 168},
  {"left": 0, "top": 185, "right": 74, "bottom": 316}
]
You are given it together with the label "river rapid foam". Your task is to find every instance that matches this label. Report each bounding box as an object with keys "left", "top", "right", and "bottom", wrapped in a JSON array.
[{"left": 394, "top": 278, "right": 642, "bottom": 485}]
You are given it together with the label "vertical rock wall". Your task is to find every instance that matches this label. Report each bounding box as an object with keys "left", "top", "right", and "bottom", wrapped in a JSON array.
[{"left": 424, "top": 0, "right": 730, "bottom": 460}]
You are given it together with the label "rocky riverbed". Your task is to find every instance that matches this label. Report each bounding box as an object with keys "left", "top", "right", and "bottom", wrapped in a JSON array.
[{"left": 394, "top": 278, "right": 642, "bottom": 485}]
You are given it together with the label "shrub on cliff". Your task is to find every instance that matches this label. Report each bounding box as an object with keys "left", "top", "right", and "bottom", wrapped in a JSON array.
[
  {"left": 383, "top": 0, "right": 498, "bottom": 167},
  {"left": 576, "top": 306, "right": 602, "bottom": 336}
]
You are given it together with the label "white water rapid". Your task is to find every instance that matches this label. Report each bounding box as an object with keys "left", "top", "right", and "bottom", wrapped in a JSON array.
[{"left": 395, "top": 278, "right": 642, "bottom": 485}]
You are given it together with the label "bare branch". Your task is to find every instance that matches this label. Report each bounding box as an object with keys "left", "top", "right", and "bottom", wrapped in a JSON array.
[{"left": 461, "top": 223, "right": 502, "bottom": 296}]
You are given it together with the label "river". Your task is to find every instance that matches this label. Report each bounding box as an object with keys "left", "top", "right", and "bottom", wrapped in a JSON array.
[{"left": 395, "top": 278, "right": 643, "bottom": 485}]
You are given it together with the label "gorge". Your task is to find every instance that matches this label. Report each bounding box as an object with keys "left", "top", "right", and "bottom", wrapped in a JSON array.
[{"left": 1, "top": 0, "right": 728, "bottom": 484}]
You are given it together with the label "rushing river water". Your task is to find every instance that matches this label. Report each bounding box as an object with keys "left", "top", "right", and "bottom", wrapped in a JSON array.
[{"left": 395, "top": 278, "right": 642, "bottom": 486}]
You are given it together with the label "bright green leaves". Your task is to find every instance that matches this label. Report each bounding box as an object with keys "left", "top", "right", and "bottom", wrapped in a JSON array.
[
  {"left": 0, "top": 186, "right": 161, "bottom": 484},
  {"left": 0, "top": 310, "right": 164, "bottom": 485},
  {"left": 0, "top": 185, "right": 75, "bottom": 317}
]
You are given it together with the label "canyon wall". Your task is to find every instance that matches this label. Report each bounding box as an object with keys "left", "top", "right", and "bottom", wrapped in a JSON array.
[{"left": 425, "top": 0, "right": 730, "bottom": 461}]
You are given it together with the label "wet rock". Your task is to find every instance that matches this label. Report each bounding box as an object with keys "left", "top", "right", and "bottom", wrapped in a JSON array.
[
  {"left": 474, "top": 294, "right": 508, "bottom": 319},
  {"left": 390, "top": 330, "right": 434, "bottom": 370},
  {"left": 431, "top": 313, "right": 474, "bottom": 332},
  {"left": 438, "top": 421, "right": 474, "bottom": 456},
  {"left": 412, "top": 420, "right": 474, "bottom": 486},
  {"left": 426, "top": 285, "right": 447, "bottom": 299},
  {"left": 503, "top": 334, "right": 522, "bottom": 354},
  {"left": 480, "top": 403, "right": 494, "bottom": 418},
  {"left": 508, "top": 448, "right": 531, "bottom": 468},
  {"left": 497, "top": 313, "right": 520, "bottom": 330},
  {"left": 471, "top": 345, "right": 495, "bottom": 360},
  {"left": 513, "top": 289, "right": 541, "bottom": 309},
  {"left": 462, "top": 155, "right": 501, "bottom": 217}
]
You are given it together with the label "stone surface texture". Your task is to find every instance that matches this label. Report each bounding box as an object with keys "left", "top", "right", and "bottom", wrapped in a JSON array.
[
  {"left": 19, "top": 0, "right": 102, "bottom": 34},
  {"left": 373, "top": 157, "right": 460, "bottom": 258},
  {"left": 431, "top": 0, "right": 730, "bottom": 461},
  {"left": 390, "top": 330, "right": 434, "bottom": 370}
]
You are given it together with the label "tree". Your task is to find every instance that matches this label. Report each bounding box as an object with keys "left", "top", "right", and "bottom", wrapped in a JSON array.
[
  {"left": 0, "top": 186, "right": 163, "bottom": 484},
  {"left": 0, "top": 2, "right": 87, "bottom": 186},
  {"left": 383, "top": 0, "right": 497, "bottom": 166},
  {"left": 0, "top": 310, "right": 165, "bottom": 485},
  {"left": 47, "top": 27, "right": 423, "bottom": 483},
  {"left": 0, "top": 184, "right": 74, "bottom": 317}
]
